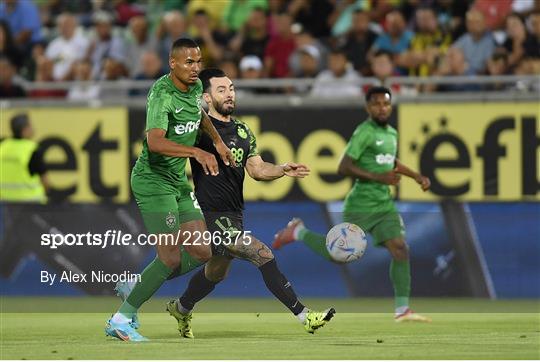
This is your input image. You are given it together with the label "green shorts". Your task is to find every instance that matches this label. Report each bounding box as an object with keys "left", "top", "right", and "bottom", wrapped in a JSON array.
[
  {"left": 133, "top": 190, "right": 204, "bottom": 234},
  {"left": 343, "top": 209, "right": 405, "bottom": 247}
]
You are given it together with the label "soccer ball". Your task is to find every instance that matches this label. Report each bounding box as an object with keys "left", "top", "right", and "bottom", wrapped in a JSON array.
[{"left": 325, "top": 222, "right": 367, "bottom": 263}]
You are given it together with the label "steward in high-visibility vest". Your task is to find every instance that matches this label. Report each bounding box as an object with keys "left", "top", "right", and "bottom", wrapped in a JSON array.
[{"left": 0, "top": 114, "right": 47, "bottom": 203}]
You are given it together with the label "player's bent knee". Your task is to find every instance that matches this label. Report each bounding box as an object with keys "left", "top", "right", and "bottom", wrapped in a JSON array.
[
  {"left": 159, "top": 252, "right": 181, "bottom": 269},
  {"left": 186, "top": 244, "right": 212, "bottom": 262}
]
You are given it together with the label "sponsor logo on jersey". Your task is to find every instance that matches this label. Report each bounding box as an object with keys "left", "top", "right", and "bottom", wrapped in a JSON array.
[
  {"left": 237, "top": 127, "right": 248, "bottom": 139},
  {"left": 375, "top": 153, "right": 395, "bottom": 165},
  {"left": 175, "top": 107, "right": 184, "bottom": 113},
  {"left": 174, "top": 120, "right": 201, "bottom": 135}
]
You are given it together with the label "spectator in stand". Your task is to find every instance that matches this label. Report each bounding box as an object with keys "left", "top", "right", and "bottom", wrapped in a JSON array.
[
  {"left": 99, "top": 57, "right": 128, "bottom": 99},
  {"left": 398, "top": 6, "right": 452, "bottom": 77},
  {"left": 486, "top": 51, "right": 510, "bottom": 91},
  {"left": 190, "top": 9, "right": 229, "bottom": 67},
  {"left": 453, "top": 9, "right": 495, "bottom": 74},
  {"left": 88, "top": 11, "right": 126, "bottom": 79},
  {"left": 186, "top": 0, "right": 225, "bottom": 30},
  {"left": 156, "top": 11, "right": 188, "bottom": 72},
  {"left": 19, "top": 42, "right": 46, "bottom": 81},
  {"left": 222, "top": 0, "right": 268, "bottom": 33},
  {"left": 368, "top": 10, "right": 413, "bottom": 71},
  {"left": 125, "top": 16, "right": 156, "bottom": 78},
  {"left": 67, "top": 59, "right": 100, "bottom": 101},
  {"left": 30, "top": 55, "right": 66, "bottom": 98},
  {"left": 264, "top": 11, "right": 296, "bottom": 77},
  {"left": 341, "top": 9, "right": 377, "bottom": 75},
  {"left": 311, "top": 47, "right": 362, "bottom": 98},
  {"left": 287, "top": 0, "right": 335, "bottom": 38},
  {"left": 432, "top": 47, "right": 479, "bottom": 92},
  {"left": 501, "top": 13, "right": 528, "bottom": 68},
  {"left": 229, "top": 7, "right": 270, "bottom": 60},
  {"left": 366, "top": 50, "right": 400, "bottom": 94},
  {"left": 130, "top": 51, "right": 162, "bottom": 96},
  {"left": 45, "top": 13, "right": 89, "bottom": 81},
  {"left": 0, "top": 0, "right": 42, "bottom": 53},
  {"left": 239, "top": 54, "right": 264, "bottom": 79},
  {"left": 289, "top": 26, "right": 327, "bottom": 76},
  {"left": 237, "top": 55, "right": 266, "bottom": 96},
  {"left": 0, "top": 56, "right": 24, "bottom": 98},
  {"left": 134, "top": 51, "right": 163, "bottom": 80},
  {"left": 217, "top": 56, "right": 240, "bottom": 80},
  {"left": 473, "top": 0, "right": 513, "bottom": 31},
  {"left": 433, "top": 0, "right": 469, "bottom": 40},
  {"left": 0, "top": 20, "right": 22, "bottom": 70},
  {"left": 524, "top": 11, "right": 540, "bottom": 59},
  {"left": 114, "top": 0, "right": 145, "bottom": 27},
  {"left": 294, "top": 44, "right": 321, "bottom": 78}
]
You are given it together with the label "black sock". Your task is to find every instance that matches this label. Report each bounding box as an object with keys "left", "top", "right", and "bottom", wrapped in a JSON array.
[
  {"left": 259, "top": 259, "right": 305, "bottom": 315},
  {"left": 179, "top": 268, "right": 218, "bottom": 311}
]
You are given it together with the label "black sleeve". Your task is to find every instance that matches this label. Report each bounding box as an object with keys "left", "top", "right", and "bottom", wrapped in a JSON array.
[{"left": 28, "top": 149, "right": 46, "bottom": 176}]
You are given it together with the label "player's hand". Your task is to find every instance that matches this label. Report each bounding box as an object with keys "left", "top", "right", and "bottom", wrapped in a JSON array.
[
  {"left": 282, "top": 162, "right": 310, "bottom": 178},
  {"left": 193, "top": 148, "right": 219, "bottom": 176},
  {"left": 376, "top": 170, "right": 401, "bottom": 185},
  {"left": 215, "top": 141, "right": 236, "bottom": 167},
  {"left": 415, "top": 175, "right": 431, "bottom": 191}
]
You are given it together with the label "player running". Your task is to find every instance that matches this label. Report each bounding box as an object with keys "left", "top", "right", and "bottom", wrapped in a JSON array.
[
  {"left": 117, "top": 68, "right": 335, "bottom": 338},
  {"left": 106, "top": 38, "right": 235, "bottom": 342},
  {"left": 273, "top": 86, "right": 432, "bottom": 323}
]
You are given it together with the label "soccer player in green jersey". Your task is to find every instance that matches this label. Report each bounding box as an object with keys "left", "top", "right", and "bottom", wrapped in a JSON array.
[
  {"left": 273, "top": 86, "right": 432, "bottom": 323},
  {"left": 105, "top": 38, "right": 235, "bottom": 342}
]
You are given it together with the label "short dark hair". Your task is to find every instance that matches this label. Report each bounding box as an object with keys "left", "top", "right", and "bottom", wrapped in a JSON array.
[
  {"left": 199, "top": 68, "right": 226, "bottom": 92},
  {"left": 330, "top": 46, "right": 347, "bottom": 56},
  {"left": 365, "top": 86, "right": 392, "bottom": 102},
  {"left": 170, "top": 37, "right": 199, "bottom": 55},
  {"left": 10, "top": 113, "right": 30, "bottom": 139}
]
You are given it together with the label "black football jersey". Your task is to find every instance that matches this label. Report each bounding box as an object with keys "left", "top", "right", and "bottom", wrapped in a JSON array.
[{"left": 191, "top": 116, "right": 258, "bottom": 212}]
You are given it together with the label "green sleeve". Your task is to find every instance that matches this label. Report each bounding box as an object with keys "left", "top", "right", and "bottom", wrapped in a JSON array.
[
  {"left": 344, "top": 126, "right": 373, "bottom": 160},
  {"left": 146, "top": 89, "right": 172, "bottom": 131},
  {"left": 245, "top": 123, "right": 259, "bottom": 158}
]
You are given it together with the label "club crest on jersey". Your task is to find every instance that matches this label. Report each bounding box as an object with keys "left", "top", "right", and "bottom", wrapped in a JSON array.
[
  {"left": 174, "top": 120, "right": 200, "bottom": 135},
  {"left": 165, "top": 212, "right": 176, "bottom": 229},
  {"left": 237, "top": 127, "right": 248, "bottom": 139}
]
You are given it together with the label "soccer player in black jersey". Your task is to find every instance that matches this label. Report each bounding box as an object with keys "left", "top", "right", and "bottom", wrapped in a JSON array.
[{"left": 164, "top": 68, "right": 335, "bottom": 337}]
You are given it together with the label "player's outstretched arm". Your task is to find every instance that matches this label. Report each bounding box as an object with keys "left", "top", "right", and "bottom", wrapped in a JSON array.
[
  {"left": 200, "top": 109, "right": 236, "bottom": 167},
  {"left": 246, "top": 155, "right": 310, "bottom": 181},
  {"left": 147, "top": 128, "right": 219, "bottom": 176},
  {"left": 394, "top": 159, "right": 430, "bottom": 191},
  {"left": 338, "top": 154, "right": 401, "bottom": 185}
]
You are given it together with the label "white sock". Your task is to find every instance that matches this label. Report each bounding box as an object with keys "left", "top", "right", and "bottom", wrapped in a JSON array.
[
  {"left": 395, "top": 306, "right": 409, "bottom": 315},
  {"left": 177, "top": 300, "right": 192, "bottom": 315},
  {"left": 296, "top": 307, "right": 309, "bottom": 323},
  {"left": 111, "top": 312, "right": 132, "bottom": 324},
  {"left": 292, "top": 223, "right": 305, "bottom": 240}
]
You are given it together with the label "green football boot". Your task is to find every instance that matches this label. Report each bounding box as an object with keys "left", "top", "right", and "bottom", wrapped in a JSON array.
[
  {"left": 304, "top": 308, "right": 335, "bottom": 334},
  {"left": 166, "top": 299, "right": 194, "bottom": 339}
]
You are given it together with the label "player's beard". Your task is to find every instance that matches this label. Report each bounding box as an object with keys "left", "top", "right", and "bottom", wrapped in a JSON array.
[{"left": 214, "top": 99, "right": 235, "bottom": 116}]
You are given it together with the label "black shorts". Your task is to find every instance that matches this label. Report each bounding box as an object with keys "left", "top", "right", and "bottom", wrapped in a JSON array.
[{"left": 204, "top": 211, "right": 244, "bottom": 257}]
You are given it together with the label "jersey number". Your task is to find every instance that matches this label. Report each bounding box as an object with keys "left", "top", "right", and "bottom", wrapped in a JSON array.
[{"left": 230, "top": 147, "right": 244, "bottom": 164}]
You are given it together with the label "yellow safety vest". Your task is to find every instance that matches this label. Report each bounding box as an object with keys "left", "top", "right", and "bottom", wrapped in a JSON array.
[{"left": 0, "top": 138, "right": 46, "bottom": 203}]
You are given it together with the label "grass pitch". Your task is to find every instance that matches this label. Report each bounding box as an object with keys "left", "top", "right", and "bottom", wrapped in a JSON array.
[{"left": 1, "top": 297, "right": 539, "bottom": 360}]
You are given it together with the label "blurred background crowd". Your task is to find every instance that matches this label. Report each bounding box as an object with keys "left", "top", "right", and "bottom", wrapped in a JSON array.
[{"left": 1, "top": 0, "right": 539, "bottom": 99}]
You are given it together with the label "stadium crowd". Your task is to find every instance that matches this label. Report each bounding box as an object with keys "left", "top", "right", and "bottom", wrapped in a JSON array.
[{"left": 0, "top": 0, "right": 539, "bottom": 98}]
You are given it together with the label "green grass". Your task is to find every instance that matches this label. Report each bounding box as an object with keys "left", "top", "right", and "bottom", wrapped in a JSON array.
[{"left": 1, "top": 297, "right": 539, "bottom": 360}]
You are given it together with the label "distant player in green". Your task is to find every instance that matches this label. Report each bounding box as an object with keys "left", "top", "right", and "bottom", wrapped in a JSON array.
[
  {"left": 273, "top": 87, "right": 432, "bottom": 322},
  {"left": 106, "top": 38, "right": 235, "bottom": 342}
]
